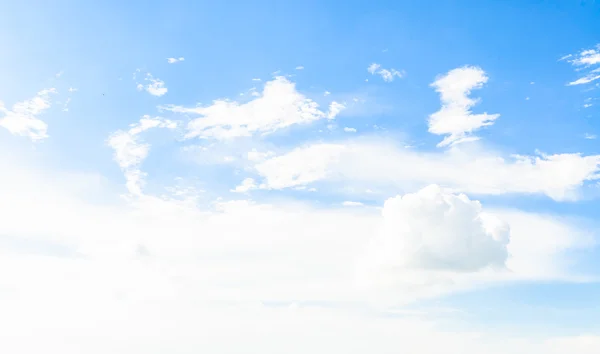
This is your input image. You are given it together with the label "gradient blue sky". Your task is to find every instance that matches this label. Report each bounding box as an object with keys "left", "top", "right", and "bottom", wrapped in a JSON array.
[{"left": 1, "top": 1, "right": 600, "bottom": 353}]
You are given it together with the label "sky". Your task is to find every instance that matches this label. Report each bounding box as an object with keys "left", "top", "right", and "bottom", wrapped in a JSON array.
[{"left": 1, "top": 0, "right": 600, "bottom": 353}]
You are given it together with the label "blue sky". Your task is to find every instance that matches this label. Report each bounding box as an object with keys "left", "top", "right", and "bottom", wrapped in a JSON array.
[{"left": 2, "top": 1, "right": 600, "bottom": 353}]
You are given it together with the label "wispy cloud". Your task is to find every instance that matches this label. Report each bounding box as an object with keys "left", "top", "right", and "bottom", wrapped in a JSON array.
[
  {"left": 564, "top": 45, "right": 600, "bottom": 86},
  {"left": 107, "top": 115, "right": 177, "bottom": 195},
  {"left": 167, "top": 57, "right": 185, "bottom": 64},
  {"left": 0, "top": 88, "right": 57, "bottom": 141},
  {"left": 367, "top": 63, "right": 405, "bottom": 82}
]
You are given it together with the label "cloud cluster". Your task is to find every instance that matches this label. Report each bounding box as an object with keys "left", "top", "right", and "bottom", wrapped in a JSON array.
[{"left": 564, "top": 44, "right": 600, "bottom": 86}]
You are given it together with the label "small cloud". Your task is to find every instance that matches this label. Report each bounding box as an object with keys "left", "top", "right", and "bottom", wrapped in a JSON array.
[
  {"left": 585, "top": 133, "right": 597, "bottom": 139},
  {"left": 342, "top": 201, "right": 364, "bottom": 207},
  {"left": 249, "top": 87, "right": 260, "bottom": 97},
  {"left": 324, "top": 91, "right": 331, "bottom": 96},
  {"left": 295, "top": 66, "right": 304, "bottom": 70},
  {"left": 167, "top": 57, "right": 185, "bottom": 64},
  {"left": 252, "top": 78, "right": 262, "bottom": 81},
  {"left": 344, "top": 127, "right": 357, "bottom": 133},
  {"left": 367, "top": 63, "right": 404, "bottom": 82},
  {"left": 136, "top": 73, "right": 167, "bottom": 97},
  {"left": 327, "top": 101, "right": 346, "bottom": 119},
  {"left": 559, "top": 54, "right": 573, "bottom": 61},
  {"left": 584, "top": 103, "right": 593, "bottom": 108},
  {"left": 530, "top": 81, "right": 535, "bottom": 85},
  {"left": 55, "top": 71, "right": 64, "bottom": 78},
  {"left": 231, "top": 178, "right": 258, "bottom": 193},
  {"left": 526, "top": 97, "right": 530, "bottom": 100},
  {"left": 68, "top": 87, "right": 78, "bottom": 92},
  {"left": 382, "top": 49, "right": 389, "bottom": 53},
  {"left": 367, "top": 63, "right": 381, "bottom": 74},
  {"left": 62, "top": 97, "right": 72, "bottom": 112}
]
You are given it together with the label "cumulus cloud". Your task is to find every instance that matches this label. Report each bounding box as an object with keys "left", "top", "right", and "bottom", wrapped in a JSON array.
[
  {"left": 367, "top": 63, "right": 404, "bottom": 82},
  {"left": 253, "top": 140, "right": 600, "bottom": 201},
  {"left": 136, "top": 73, "right": 168, "bottom": 96},
  {"left": 429, "top": 66, "right": 499, "bottom": 147},
  {"left": 160, "top": 77, "right": 344, "bottom": 140},
  {"left": 367, "top": 185, "right": 509, "bottom": 273},
  {"left": 167, "top": 57, "right": 185, "bottom": 64},
  {"left": 0, "top": 88, "right": 57, "bottom": 141},
  {"left": 107, "top": 116, "right": 177, "bottom": 195}
]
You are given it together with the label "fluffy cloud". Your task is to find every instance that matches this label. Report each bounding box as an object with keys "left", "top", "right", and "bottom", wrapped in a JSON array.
[
  {"left": 0, "top": 88, "right": 57, "bottom": 141},
  {"left": 429, "top": 66, "right": 499, "bottom": 147},
  {"left": 107, "top": 115, "right": 177, "bottom": 195},
  {"left": 373, "top": 185, "right": 509, "bottom": 272},
  {"left": 253, "top": 139, "right": 600, "bottom": 201},
  {"left": 367, "top": 63, "right": 404, "bottom": 82},
  {"left": 136, "top": 73, "right": 168, "bottom": 96},
  {"left": 160, "top": 77, "right": 344, "bottom": 139}
]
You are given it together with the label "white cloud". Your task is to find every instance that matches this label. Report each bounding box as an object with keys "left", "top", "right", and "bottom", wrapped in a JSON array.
[
  {"left": 565, "top": 45, "right": 600, "bottom": 86},
  {"left": 107, "top": 115, "right": 177, "bottom": 195},
  {"left": 160, "top": 77, "right": 344, "bottom": 140},
  {"left": 253, "top": 139, "right": 600, "bottom": 201},
  {"left": 568, "top": 73, "right": 600, "bottom": 86},
  {"left": 255, "top": 143, "right": 346, "bottom": 189},
  {"left": 367, "top": 63, "right": 404, "bottom": 82},
  {"left": 429, "top": 66, "right": 499, "bottom": 147},
  {"left": 344, "top": 127, "right": 357, "bottom": 133},
  {"left": 0, "top": 149, "right": 598, "bottom": 353},
  {"left": 0, "top": 88, "right": 57, "bottom": 141},
  {"left": 167, "top": 57, "right": 185, "bottom": 64},
  {"left": 295, "top": 66, "right": 304, "bottom": 70},
  {"left": 327, "top": 101, "right": 346, "bottom": 119},
  {"left": 68, "top": 87, "right": 78, "bottom": 92},
  {"left": 571, "top": 46, "right": 600, "bottom": 66},
  {"left": 136, "top": 73, "right": 168, "bottom": 97},
  {"left": 231, "top": 178, "right": 258, "bottom": 193},
  {"left": 365, "top": 185, "right": 509, "bottom": 273},
  {"left": 324, "top": 91, "right": 331, "bottom": 96},
  {"left": 585, "top": 133, "right": 597, "bottom": 140}
]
